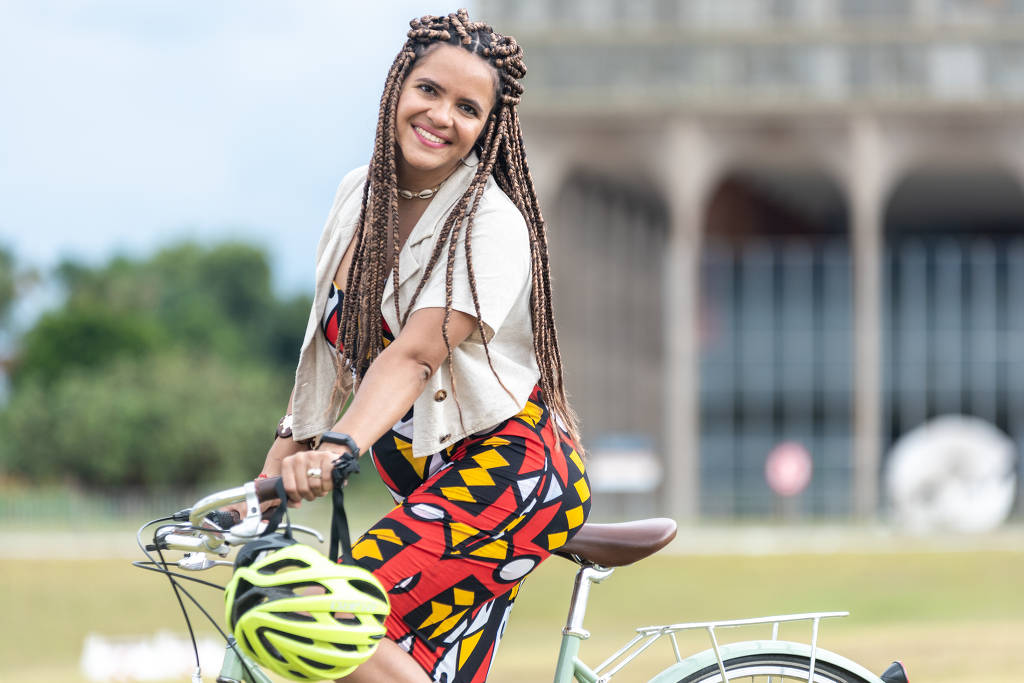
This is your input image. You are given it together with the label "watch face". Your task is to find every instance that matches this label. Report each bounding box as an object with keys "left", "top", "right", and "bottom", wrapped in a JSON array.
[{"left": 276, "top": 414, "right": 294, "bottom": 439}]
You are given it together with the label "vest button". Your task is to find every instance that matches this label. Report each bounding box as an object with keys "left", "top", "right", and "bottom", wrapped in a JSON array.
[{"left": 434, "top": 389, "right": 448, "bottom": 402}]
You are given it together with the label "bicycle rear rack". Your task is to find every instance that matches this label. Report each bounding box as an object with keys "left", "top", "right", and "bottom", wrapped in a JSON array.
[{"left": 592, "top": 611, "right": 849, "bottom": 681}]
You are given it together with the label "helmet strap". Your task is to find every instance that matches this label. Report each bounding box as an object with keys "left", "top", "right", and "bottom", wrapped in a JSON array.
[
  {"left": 329, "top": 450, "right": 361, "bottom": 563},
  {"left": 261, "top": 477, "right": 292, "bottom": 539}
]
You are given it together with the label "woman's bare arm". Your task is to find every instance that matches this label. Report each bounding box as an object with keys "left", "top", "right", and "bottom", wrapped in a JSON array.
[
  {"left": 259, "top": 386, "right": 302, "bottom": 477},
  {"left": 278, "top": 306, "right": 477, "bottom": 504}
]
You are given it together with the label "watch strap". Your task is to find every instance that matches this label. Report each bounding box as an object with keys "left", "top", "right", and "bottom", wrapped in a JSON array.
[{"left": 318, "top": 431, "right": 360, "bottom": 456}]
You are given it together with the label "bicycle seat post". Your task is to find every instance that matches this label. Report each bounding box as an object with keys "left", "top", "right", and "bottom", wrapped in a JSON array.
[
  {"left": 553, "top": 564, "right": 614, "bottom": 683},
  {"left": 563, "top": 564, "right": 615, "bottom": 639}
]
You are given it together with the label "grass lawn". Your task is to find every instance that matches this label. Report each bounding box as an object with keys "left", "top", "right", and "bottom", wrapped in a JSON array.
[
  {"left": 2, "top": 540, "right": 1022, "bottom": 681},
  {"left": 491, "top": 550, "right": 1024, "bottom": 682}
]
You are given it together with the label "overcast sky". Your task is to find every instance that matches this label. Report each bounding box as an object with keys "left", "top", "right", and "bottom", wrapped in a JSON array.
[{"left": 0, "top": 1, "right": 469, "bottom": 299}]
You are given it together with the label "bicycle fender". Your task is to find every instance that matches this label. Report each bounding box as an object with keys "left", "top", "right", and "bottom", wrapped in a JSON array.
[{"left": 647, "top": 639, "right": 885, "bottom": 683}]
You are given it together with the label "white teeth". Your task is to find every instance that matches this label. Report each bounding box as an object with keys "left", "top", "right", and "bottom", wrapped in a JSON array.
[{"left": 415, "top": 126, "right": 446, "bottom": 144}]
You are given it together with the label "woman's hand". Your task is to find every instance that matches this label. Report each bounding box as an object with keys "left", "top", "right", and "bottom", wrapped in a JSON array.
[
  {"left": 221, "top": 481, "right": 280, "bottom": 523},
  {"left": 278, "top": 448, "right": 348, "bottom": 507}
]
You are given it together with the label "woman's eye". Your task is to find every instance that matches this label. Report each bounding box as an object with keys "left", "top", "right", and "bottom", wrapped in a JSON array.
[
  {"left": 417, "top": 84, "right": 435, "bottom": 95},
  {"left": 459, "top": 104, "right": 478, "bottom": 117}
]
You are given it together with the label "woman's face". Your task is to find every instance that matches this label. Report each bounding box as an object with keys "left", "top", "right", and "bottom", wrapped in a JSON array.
[{"left": 394, "top": 43, "right": 496, "bottom": 189}]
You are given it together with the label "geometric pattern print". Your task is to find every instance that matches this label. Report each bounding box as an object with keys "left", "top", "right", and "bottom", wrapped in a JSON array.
[
  {"left": 320, "top": 280, "right": 343, "bottom": 349},
  {"left": 370, "top": 410, "right": 450, "bottom": 504},
  {"left": 405, "top": 574, "right": 491, "bottom": 644},
  {"left": 321, "top": 280, "right": 398, "bottom": 352},
  {"left": 351, "top": 516, "right": 422, "bottom": 572},
  {"left": 354, "top": 386, "right": 592, "bottom": 683},
  {"left": 532, "top": 441, "right": 590, "bottom": 553}
]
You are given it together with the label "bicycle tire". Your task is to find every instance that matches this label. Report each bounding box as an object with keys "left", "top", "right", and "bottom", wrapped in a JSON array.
[{"left": 671, "top": 652, "right": 873, "bottom": 683}]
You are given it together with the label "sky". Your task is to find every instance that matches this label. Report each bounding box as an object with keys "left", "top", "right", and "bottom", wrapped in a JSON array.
[{"left": 0, "top": 1, "right": 471, "bottom": 304}]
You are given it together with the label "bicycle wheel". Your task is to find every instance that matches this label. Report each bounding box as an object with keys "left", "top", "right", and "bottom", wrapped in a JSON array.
[{"left": 671, "top": 652, "right": 873, "bottom": 683}]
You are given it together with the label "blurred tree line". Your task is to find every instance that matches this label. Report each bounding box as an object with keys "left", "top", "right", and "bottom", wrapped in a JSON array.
[{"left": 0, "top": 241, "right": 310, "bottom": 489}]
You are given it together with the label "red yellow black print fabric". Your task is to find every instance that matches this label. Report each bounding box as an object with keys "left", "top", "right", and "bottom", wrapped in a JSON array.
[{"left": 354, "top": 387, "right": 591, "bottom": 682}]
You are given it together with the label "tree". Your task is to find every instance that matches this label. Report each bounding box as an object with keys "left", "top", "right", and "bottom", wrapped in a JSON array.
[
  {"left": 0, "top": 352, "right": 287, "bottom": 488},
  {"left": 9, "top": 241, "right": 309, "bottom": 388},
  {"left": 0, "top": 246, "right": 15, "bottom": 327},
  {"left": 0, "top": 245, "right": 39, "bottom": 333},
  {"left": 1, "top": 240, "right": 311, "bottom": 486},
  {"left": 13, "top": 302, "right": 161, "bottom": 388}
]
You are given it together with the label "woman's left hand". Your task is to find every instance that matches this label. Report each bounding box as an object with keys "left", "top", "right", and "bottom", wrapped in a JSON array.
[{"left": 278, "top": 449, "right": 345, "bottom": 507}]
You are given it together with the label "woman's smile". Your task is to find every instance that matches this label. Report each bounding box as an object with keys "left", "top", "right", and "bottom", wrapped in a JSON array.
[{"left": 411, "top": 124, "right": 450, "bottom": 148}]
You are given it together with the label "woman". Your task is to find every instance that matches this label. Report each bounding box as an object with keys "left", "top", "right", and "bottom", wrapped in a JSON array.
[{"left": 256, "top": 10, "right": 590, "bottom": 682}]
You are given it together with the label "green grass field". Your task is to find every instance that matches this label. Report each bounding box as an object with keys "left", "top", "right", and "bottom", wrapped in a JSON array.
[{"left": 2, "top": 535, "right": 1022, "bottom": 682}]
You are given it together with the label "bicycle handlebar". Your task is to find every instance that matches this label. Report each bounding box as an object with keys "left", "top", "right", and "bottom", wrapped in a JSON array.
[
  {"left": 151, "top": 476, "right": 323, "bottom": 558},
  {"left": 206, "top": 477, "right": 285, "bottom": 527},
  {"left": 187, "top": 477, "right": 284, "bottom": 526},
  {"left": 255, "top": 476, "right": 285, "bottom": 503}
]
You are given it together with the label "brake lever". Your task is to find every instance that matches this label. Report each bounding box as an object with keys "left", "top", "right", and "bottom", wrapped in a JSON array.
[
  {"left": 288, "top": 523, "right": 325, "bottom": 543},
  {"left": 229, "top": 483, "right": 263, "bottom": 539},
  {"left": 178, "top": 552, "right": 233, "bottom": 571}
]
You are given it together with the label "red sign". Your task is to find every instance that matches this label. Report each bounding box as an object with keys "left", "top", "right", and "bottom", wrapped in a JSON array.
[{"left": 765, "top": 441, "right": 813, "bottom": 497}]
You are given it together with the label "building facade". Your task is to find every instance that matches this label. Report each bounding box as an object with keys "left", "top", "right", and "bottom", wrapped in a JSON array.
[{"left": 480, "top": 0, "right": 1024, "bottom": 521}]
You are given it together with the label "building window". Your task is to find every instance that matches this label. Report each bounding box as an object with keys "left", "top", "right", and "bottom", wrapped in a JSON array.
[{"left": 929, "top": 43, "right": 984, "bottom": 100}]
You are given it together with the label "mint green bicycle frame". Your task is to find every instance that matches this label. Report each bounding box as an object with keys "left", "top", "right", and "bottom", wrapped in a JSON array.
[
  {"left": 216, "top": 637, "right": 274, "bottom": 683},
  {"left": 549, "top": 564, "right": 886, "bottom": 683},
  {"left": 552, "top": 564, "right": 614, "bottom": 683}
]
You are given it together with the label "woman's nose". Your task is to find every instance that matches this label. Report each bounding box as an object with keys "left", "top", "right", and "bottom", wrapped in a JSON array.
[{"left": 427, "top": 100, "right": 454, "bottom": 128}]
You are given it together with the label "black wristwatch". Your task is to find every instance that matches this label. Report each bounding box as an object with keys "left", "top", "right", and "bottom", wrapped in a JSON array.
[{"left": 318, "top": 431, "right": 360, "bottom": 456}]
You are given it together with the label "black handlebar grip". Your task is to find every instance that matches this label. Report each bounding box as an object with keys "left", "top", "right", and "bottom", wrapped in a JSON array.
[{"left": 205, "top": 510, "right": 238, "bottom": 529}]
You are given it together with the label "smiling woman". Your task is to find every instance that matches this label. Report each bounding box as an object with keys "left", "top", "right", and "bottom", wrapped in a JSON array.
[{"left": 237, "top": 9, "right": 591, "bottom": 683}]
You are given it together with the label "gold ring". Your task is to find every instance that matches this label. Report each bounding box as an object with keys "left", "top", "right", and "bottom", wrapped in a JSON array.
[{"left": 306, "top": 467, "right": 322, "bottom": 479}]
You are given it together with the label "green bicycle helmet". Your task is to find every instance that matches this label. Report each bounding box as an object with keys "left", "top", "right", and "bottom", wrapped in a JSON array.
[{"left": 224, "top": 535, "right": 390, "bottom": 681}]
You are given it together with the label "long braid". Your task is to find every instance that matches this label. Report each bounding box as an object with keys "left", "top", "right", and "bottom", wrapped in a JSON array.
[{"left": 336, "top": 9, "right": 583, "bottom": 450}]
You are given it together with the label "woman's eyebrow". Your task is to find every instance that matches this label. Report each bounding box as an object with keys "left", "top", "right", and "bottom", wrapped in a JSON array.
[{"left": 416, "top": 76, "right": 484, "bottom": 112}]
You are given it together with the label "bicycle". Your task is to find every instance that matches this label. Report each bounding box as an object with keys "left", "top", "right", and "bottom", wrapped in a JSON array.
[{"left": 136, "top": 475, "right": 910, "bottom": 682}]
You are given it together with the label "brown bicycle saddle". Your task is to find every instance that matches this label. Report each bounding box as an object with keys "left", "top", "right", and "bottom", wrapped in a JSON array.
[{"left": 556, "top": 518, "right": 677, "bottom": 567}]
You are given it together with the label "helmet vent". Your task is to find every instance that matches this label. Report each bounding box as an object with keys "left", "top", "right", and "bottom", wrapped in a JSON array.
[
  {"left": 241, "top": 632, "right": 256, "bottom": 656},
  {"left": 332, "top": 642, "right": 360, "bottom": 653},
  {"left": 350, "top": 578, "right": 388, "bottom": 604},
  {"left": 234, "top": 585, "right": 299, "bottom": 625},
  {"left": 230, "top": 578, "right": 262, "bottom": 625},
  {"left": 259, "top": 558, "right": 311, "bottom": 575},
  {"left": 333, "top": 613, "right": 361, "bottom": 626},
  {"left": 273, "top": 610, "right": 316, "bottom": 622},
  {"left": 271, "top": 627, "right": 313, "bottom": 645},
  {"left": 299, "top": 655, "right": 337, "bottom": 670},
  {"left": 259, "top": 627, "right": 314, "bottom": 662},
  {"left": 281, "top": 580, "right": 330, "bottom": 600},
  {"left": 256, "top": 628, "right": 286, "bottom": 662}
]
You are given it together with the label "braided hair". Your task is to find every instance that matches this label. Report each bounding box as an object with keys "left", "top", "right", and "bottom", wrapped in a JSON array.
[{"left": 335, "top": 9, "right": 581, "bottom": 448}]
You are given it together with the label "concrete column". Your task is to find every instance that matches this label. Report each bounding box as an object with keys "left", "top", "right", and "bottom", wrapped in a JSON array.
[
  {"left": 521, "top": 125, "right": 570, "bottom": 221},
  {"left": 658, "top": 119, "right": 718, "bottom": 521},
  {"left": 847, "top": 115, "right": 890, "bottom": 520}
]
